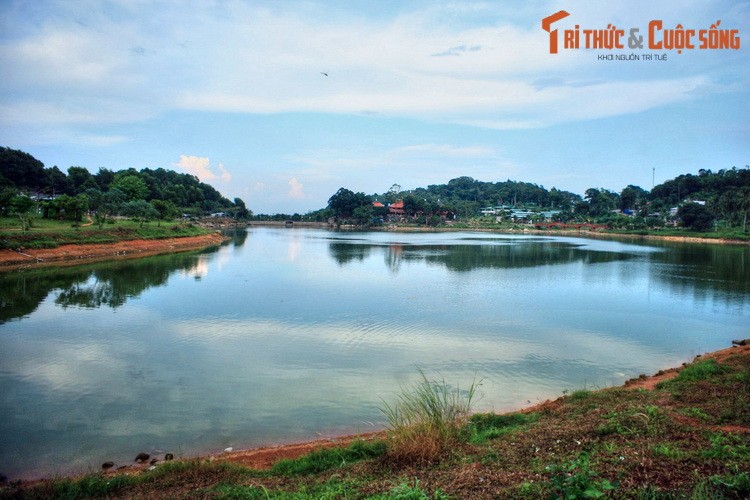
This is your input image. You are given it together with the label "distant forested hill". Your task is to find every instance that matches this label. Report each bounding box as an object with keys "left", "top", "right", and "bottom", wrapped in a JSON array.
[
  {"left": 310, "top": 167, "right": 749, "bottom": 232},
  {"left": 0, "top": 147, "right": 249, "bottom": 222}
]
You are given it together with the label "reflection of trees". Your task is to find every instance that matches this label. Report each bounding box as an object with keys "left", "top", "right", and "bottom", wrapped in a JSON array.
[
  {"left": 333, "top": 240, "right": 632, "bottom": 273},
  {"left": 1, "top": 270, "right": 84, "bottom": 323},
  {"left": 328, "top": 243, "right": 371, "bottom": 265},
  {"left": 384, "top": 244, "right": 404, "bottom": 273},
  {"left": 401, "top": 242, "right": 630, "bottom": 272},
  {"left": 648, "top": 243, "right": 750, "bottom": 299},
  {"left": 223, "top": 228, "right": 249, "bottom": 247},
  {"left": 0, "top": 251, "right": 214, "bottom": 323},
  {"left": 328, "top": 237, "right": 750, "bottom": 303},
  {"left": 54, "top": 260, "right": 176, "bottom": 309}
]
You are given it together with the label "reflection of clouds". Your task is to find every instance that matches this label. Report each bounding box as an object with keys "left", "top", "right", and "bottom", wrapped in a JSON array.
[
  {"left": 1, "top": 304, "right": 162, "bottom": 396},
  {"left": 215, "top": 246, "right": 233, "bottom": 271},
  {"left": 168, "top": 315, "right": 670, "bottom": 412},
  {"left": 8, "top": 342, "right": 126, "bottom": 393},
  {"left": 180, "top": 257, "right": 209, "bottom": 279},
  {"left": 288, "top": 234, "right": 301, "bottom": 262}
]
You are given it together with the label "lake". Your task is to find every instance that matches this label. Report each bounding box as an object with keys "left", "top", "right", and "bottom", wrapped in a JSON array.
[{"left": 1, "top": 228, "right": 748, "bottom": 479}]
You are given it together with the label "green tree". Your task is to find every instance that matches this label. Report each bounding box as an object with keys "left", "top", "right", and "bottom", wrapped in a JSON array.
[
  {"left": 619, "top": 185, "right": 648, "bottom": 211},
  {"left": 738, "top": 187, "right": 750, "bottom": 233},
  {"left": 44, "top": 166, "right": 74, "bottom": 196},
  {"left": 402, "top": 194, "right": 427, "bottom": 216},
  {"left": 68, "top": 166, "right": 96, "bottom": 194},
  {"left": 110, "top": 174, "right": 148, "bottom": 201},
  {"left": 352, "top": 205, "right": 375, "bottom": 225},
  {"left": 9, "top": 195, "right": 36, "bottom": 231},
  {"left": 677, "top": 203, "right": 714, "bottom": 231},
  {"left": 93, "top": 167, "right": 116, "bottom": 191},
  {"left": 585, "top": 188, "right": 619, "bottom": 217},
  {"left": 232, "top": 197, "right": 251, "bottom": 219},
  {"left": 163, "top": 184, "right": 188, "bottom": 207},
  {"left": 96, "top": 188, "right": 126, "bottom": 228},
  {"left": 327, "top": 187, "right": 371, "bottom": 219},
  {"left": 0, "top": 147, "right": 46, "bottom": 190},
  {"left": 0, "top": 187, "right": 16, "bottom": 215},
  {"left": 122, "top": 200, "right": 159, "bottom": 227},
  {"left": 45, "top": 194, "right": 89, "bottom": 221},
  {"left": 150, "top": 199, "right": 178, "bottom": 226}
]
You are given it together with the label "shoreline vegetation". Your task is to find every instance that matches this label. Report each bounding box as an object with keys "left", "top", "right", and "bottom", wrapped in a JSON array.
[
  {"left": 0, "top": 219, "right": 233, "bottom": 272},
  {"left": 3, "top": 343, "right": 748, "bottom": 498}
]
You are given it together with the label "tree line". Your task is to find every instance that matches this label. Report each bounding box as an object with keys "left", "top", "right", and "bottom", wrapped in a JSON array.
[
  {"left": 0, "top": 147, "right": 250, "bottom": 229},
  {"left": 312, "top": 168, "right": 750, "bottom": 232}
]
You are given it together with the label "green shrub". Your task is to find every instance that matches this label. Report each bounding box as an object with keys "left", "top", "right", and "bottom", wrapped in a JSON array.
[{"left": 545, "top": 452, "right": 616, "bottom": 499}]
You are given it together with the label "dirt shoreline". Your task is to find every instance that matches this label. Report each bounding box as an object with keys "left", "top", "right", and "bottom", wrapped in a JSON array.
[{"left": 0, "top": 232, "right": 228, "bottom": 272}]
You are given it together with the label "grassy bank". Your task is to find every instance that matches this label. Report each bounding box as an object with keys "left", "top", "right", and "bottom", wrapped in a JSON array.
[
  {"left": 3, "top": 346, "right": 749, "bottom": 499},
  {"left": 445, "top": 220, "right": 750, "bottom": 242},
  {"left": 0, "top": 216, "right": 210, "bottom": 250}
]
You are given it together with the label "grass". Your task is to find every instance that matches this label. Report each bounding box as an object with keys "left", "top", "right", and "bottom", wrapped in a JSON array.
[
  {"left": 269, "top": 440, "right": 387, "bottom": 476},
  {"left": 468, "top": 412, "right": 539, "bottom": 444},
  {"left": 0, "top": 215, "right": 210, "bottom": 249},
  {"left": 379, "top": 370, "right": 479, "bottom": 465},
  {"left": 3, "top": 350, "right": 750, "bottom": 499}
]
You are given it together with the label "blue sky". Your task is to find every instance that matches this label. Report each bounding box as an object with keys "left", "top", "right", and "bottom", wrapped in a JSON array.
[{"left": 1, "top": 1, "right": 748, "bottom": 214}]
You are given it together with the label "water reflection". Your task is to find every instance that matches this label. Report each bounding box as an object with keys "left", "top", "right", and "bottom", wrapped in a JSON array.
[
  {"left": 328, "top": 243, "right": 372, "bottom": 265},
  {"left": 324, "top": 236, "right": 749, "bottom": 301},
  {"left": 328, "top": 239, "right": 630, "bottom": 273},
  {"left": 0, "top": 247, "right": 225, "bottom": 323},
  {"left": 391, "top": 242, "right": 632, "bottom": 272}
]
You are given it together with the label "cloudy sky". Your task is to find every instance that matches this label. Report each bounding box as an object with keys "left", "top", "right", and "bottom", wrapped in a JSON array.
[{"left": 1, "top": 1, "right": 748, "bottom": 213}]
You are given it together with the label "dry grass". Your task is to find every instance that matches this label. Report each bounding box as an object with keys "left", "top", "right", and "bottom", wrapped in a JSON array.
[{"left": 380, "top": 370, "right": 480, "bottom": 465}]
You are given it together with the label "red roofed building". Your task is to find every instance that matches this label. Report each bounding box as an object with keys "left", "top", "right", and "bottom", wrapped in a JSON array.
[
  {"left": 372, "top": 201, "right": 384, "bottom": 208},
  {"left": 388, "top": 200, "right": 405, "bottom": 215}
]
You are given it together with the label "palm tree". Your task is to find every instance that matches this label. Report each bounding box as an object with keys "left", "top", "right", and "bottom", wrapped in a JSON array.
[{"left": 738, "top": 187, "right": 750, "bottom": 233}]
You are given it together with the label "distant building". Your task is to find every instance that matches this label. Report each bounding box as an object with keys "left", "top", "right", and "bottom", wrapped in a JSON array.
[
  {"left": 480, "top": 205, "right": 511, "bottom": 215},
  {"left": 388, "top": 200, "right": 405, "bottom": 215}
]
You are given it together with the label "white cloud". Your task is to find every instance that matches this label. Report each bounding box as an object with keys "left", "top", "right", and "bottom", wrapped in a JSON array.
[
  {"left": 174, "top": 155, "right": 232, "bottom": 183},
  {"left": 287, "top": 177, "right": 305, "bottom": 199},
  {"left": 1, "top": 0, "right": 742, "bottom": 138}
]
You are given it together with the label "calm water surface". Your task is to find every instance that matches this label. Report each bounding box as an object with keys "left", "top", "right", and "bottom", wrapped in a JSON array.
[{"left": 1, "top": 228, "right": 748, "bottom": 479}]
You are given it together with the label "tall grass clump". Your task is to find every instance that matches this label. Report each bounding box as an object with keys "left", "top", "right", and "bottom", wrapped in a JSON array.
[{"left": 380, "top": 370, "right": 480, "bottom": 464}]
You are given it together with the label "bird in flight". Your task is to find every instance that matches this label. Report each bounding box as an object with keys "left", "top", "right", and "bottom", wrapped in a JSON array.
[{"left": 320, "top": 72, "right": 328, "bottom": 76}]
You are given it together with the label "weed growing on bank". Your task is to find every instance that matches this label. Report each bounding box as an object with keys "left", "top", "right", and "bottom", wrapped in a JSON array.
[{"left": 380, "top": 370, "right": 480, "bottom": 465}]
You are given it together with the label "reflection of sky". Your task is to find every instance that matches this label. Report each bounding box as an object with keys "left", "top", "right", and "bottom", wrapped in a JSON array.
[{"left": 1, "top": 228, "right": 748, "bottom": 479}]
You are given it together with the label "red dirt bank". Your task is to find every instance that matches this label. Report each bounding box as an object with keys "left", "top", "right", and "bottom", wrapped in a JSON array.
[{"left": 0, "top": 232, "right": 228, "bottom": 271}]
